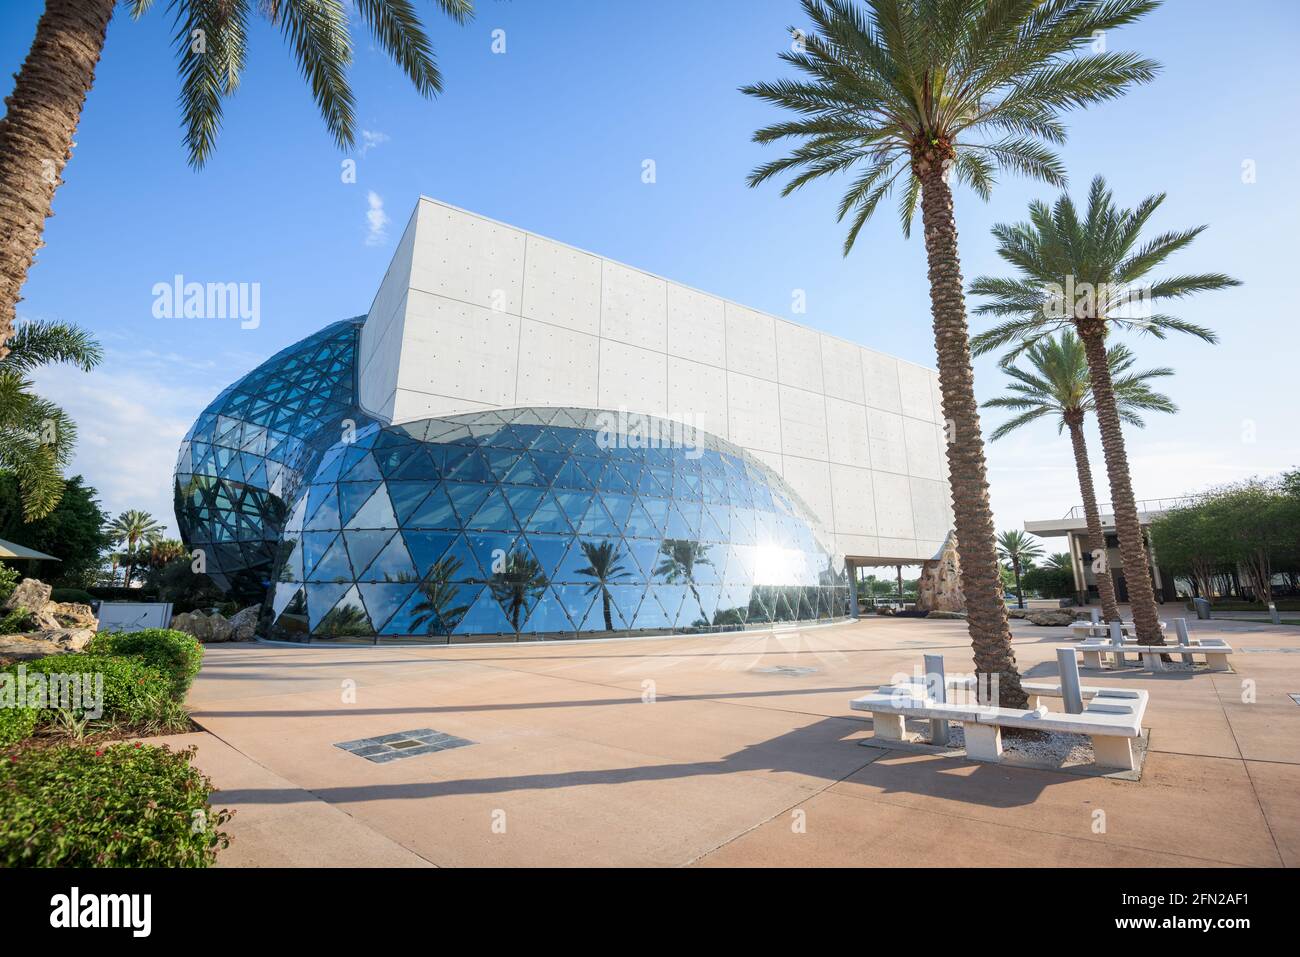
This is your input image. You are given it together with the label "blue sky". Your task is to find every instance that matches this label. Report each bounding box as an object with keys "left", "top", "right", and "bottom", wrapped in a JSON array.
[{"left": 5, "top": 0, "right": 1297, "bottom": 546}]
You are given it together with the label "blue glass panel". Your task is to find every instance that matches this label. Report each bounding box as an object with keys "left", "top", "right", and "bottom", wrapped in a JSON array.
[
  {"left": 359, "top": 583, "right": 417, "bottom": 632},
  {"left": 360, "top": 532, "right": 417, "bottom": 582},
  {"left": 405, "top": 486, "right": 459, "bottom": 529}
]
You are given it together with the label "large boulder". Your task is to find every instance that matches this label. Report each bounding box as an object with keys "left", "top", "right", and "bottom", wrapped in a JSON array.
[
  {"left": 33, "top": 628, "right": 94, "bottom": 652},
  {"left": 170, "top": 610, "right": 235, "bottom": 643},
  {"left": 0, "top": 633, "right": 67, "bottom": 662},
  {"left": 915, "top": 533, "right": 965, "bottom": 614},
  {"left": 926, "top": 610, "right": 967, "bottom": 620},
  {"left": 1025, "top": 610, "right": 1077, "bottom": 627},
  {"left": 3, "top": 577, "right": 52, "bottom": 615},
  {"left": 228, "top": 606, "right": 260, "bottom": 641}
]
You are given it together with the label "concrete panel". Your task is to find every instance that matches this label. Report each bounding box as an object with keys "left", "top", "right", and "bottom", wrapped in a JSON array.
[
  {"left": 871, "top": 471, "right": 917, "bottom": 540},
  {"left": 877, "top": 537, "right": 925, "bottom": 560},
  {"left": 861, "top": 349, "right": 903, "bottom": 414},
  {"left": 667, "top": 285, "right": 726, "bottom": 368},
  {"left": 778, "top": 385, "right": 829, "bottom": 460},
  {"left": 397, "top": 290, "right": 519, "bottom": 409},
  {"left": 903, "top": 415, "right": 943, "bottom": 480},
  {"left": 359, "top": 291, "right": 407, "bottom": 419},
  {"left": 410, "top": 200, "right": 526, "bottom": 313},
  {"left": 821, "top": 335, "right": 865, "bottom": 404},
  {"left": 390, "top": 389, "right": 496, "bottom": 423},
  {"left": 667, "top": 355, "right": 729, "bottom": 441},
  {"left": 744, "top": 447, "right": 784, "bottom": 477},
  {"left": 515, "top": 319, "right": 599, "bottom": 408},
  {"left": 781, "top": 456, "right": 834, "bottom": 536},
  {"left": 824, "top": 396, "right": 871, "bottom": 468},
  {"left": 521, "top": 235, "right": 601, "bottom": 335},
  {"left": 775, "top": 320, "right": 824, "bottom": 393},
  {"left": 910, "top": 477, "right": 952, "bottom": 543},
  {"left": 829, "top": 464, "right": 877, "bottom": 536},
  {"left": 727, "top": 372, "right": 781, "bottom": 453},
  {"left": 898, "top": 363, "right": 936, "bottom": 422},
  {"left": 836, "top": 534, "right": 881, "bottom": 559},
  {"left": 598, "top": 338, "right": 667, "bottom": 416},
  {"left": 600, "top": 262, "right": 668, "bottom": 352},
  {"left": 725, "top": 303, "right": 778, "bottom": 381},
  {"left": 866, "top": 408, "right": 908, "bottom": 475}
]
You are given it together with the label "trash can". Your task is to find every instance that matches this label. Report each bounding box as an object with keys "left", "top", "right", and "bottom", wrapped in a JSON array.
[{"left": 1193, "top": 597, "right": 1212, "bottom": 620}]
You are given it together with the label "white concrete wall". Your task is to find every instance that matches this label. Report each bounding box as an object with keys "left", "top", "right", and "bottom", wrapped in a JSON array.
[{"left": 357, "top": 197, "right": 953, "bottom": 562}]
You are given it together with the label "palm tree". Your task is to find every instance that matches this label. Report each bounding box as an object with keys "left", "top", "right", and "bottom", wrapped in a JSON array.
[
  {"left": 1046, "top": 552, "right": 1073, "bottom": 573},
  {"left": 996, "top": 529, "right": 1043, "bottom": 609},
  {"left": 0, "top": 319, "right": 102, "bottom": 519},
  {"left": 575, "top": 540, "right": 632, "bottom": 632},
  {"left": 970, "top": 177, "right": 1240, "bottom": 643},
  {"left": 982, "top": 332, "right": 1176, "bottom": 621},
  {"left": 742, "top": 0, "right": 1159, "bottom": 705},
  {"left": 488, "top": 550, "right": 548, "bottom": 632},
  {"left": 107, "top": 509, "right": 163, "bottom": 586},
  {"left": 654, "top": 539, "right": 712, "bottom": 610},
  {"left": 0, "top": 0, "right": 475, "bottom": 356},
  {"left": 409, "top": 556, "right": 471, "bottom": 636}
]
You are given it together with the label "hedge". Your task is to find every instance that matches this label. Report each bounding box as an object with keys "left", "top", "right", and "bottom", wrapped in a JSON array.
[
  {"left": 4, "top": 654, "right": 186, "bottom": 731},
  {"left": 87, "top": 629, "right": 204, "bottom": 699},
  {"left": 0, "top": 742, "right": 231, "bottom": 867}
]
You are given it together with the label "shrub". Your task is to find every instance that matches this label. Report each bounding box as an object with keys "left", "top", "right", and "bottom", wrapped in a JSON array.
[
  {"left": 0, "top": 742, "right": 231, "bottom": 867},
  {"left": 5, "top": 653, "right": 187, "bottom": 732},
  {"left": 0, "top": 606, "right": 36, "bottom": 634},
  {"left": 87, "top": 629, "right": 203, "bottom": 700},
  {"left": 50, "top": 588, "right": 95, "bottom": 605},
  {"left": 0, "top": 564, "right": 18, "bottom": 604},
  {"left": 0, "top": 705, "right": 38, "bottom": 748}
]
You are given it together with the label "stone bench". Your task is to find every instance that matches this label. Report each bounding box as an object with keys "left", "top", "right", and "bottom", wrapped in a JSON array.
[
  {"left": 1068, "top": 620, "right": 1167, "bottom": 640},
  {"left": 1075, "top": 637, "right": 1231, "bottom": 672},
  {"left": 849, "top": 683, "right": 1148, "bottom": 771}
]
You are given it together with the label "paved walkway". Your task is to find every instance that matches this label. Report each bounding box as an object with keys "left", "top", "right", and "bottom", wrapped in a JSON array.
[{"left": 162, "top": 611, "right": 1298, "bottom": 867}]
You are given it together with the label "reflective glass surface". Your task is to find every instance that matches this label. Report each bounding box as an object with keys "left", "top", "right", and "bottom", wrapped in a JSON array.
[
  {"left": 173, "top": 318, "right": 372, "bottom": 600},
  {"left": 264, "top": 406, "right": 850, "bottom": 643}
]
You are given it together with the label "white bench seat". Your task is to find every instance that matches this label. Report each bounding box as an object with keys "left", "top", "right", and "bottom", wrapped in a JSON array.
[
  {"left": 1075, "top": 639, "right": 1231, "bottom": 672},
  {"left": 850, "top": 686, "right": 1148, "bottom": 770},
  {"left": 1069, "top": 620, "right": 1167, "bottom": 639}
]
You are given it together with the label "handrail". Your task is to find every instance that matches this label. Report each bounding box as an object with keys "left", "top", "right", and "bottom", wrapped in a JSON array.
[{"left": 1062, "top": 495, "right": 1202, "bottom": 521}]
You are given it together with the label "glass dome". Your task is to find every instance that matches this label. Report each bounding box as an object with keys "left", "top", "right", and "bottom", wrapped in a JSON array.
[{"left": 265, "top": 407, "right": 849, "bottom": 643}]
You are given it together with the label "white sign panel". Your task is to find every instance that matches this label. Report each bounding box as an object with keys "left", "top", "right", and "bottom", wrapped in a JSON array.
[{"left": 96, "top": 602, "right": 174, "bottom": 634}]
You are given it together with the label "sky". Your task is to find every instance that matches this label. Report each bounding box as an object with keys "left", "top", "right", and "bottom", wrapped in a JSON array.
[{"left": 4, "top": 0, "right": 1297, "bottom": 549}]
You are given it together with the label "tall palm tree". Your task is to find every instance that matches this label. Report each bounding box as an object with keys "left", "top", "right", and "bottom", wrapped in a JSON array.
[
  {"left": 0, "top": 319, "right": 102, "bottom": 519},
  {"left": 654, "top": 539, "right": 712, "bottom": 611},
  {"left": 409, "top": 556, "right": 471, "bottom": 636},
  {"left": 970, "top": 177, "right": 1240, "bottom": 643},
  {"left": 982, "top": 331, "right": 1176, "bottom": 621},
  {"left": 0, "top": 0, "right": 475, "bottom": 356},
  {"left": 742, "top": 0, "right": 1159, "bottom": 705},
  {"left": 575, "top": 540, "right": 632, "bottom": 632},
  {"left": 488, "top": 550, "right": 548, "bottom": 632},
  {"left": 996, "top": 529, "right": 1042, "bottom": 609},
  {"left": 1046, "top": 552, "right": 1073, "bottom": 572},
  {"left": 107, "top": 508, "right": 163, "bottom": 586}
]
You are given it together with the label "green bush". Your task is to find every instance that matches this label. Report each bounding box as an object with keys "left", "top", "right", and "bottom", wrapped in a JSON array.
[
  {"left": 50, "top": 588, "right": 95, "bottom": 605},
  {"left": 0, "top": 606, "right": 36, "bottom": 634},
  {"left": 5, "top": 653, "right": 187, "bottom": 731},
  {"left": 0, "top": 564, "right": 18, "bottom": 604},
  {"left": 0, "top": 705, "right": 38, "bottom": 748},
  {"left": 87, "top": 629, "right": 203, "bottom": 700},
  {"left": 0, "top": 742, "right": 231, "bottom": 866}
]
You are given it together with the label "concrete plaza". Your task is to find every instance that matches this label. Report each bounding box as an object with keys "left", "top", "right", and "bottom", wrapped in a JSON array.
[{"left": 147, "top": 611, "right": 1299, "bottom": 867}]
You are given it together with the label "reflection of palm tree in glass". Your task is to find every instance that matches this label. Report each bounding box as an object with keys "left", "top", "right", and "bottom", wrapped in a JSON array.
[
  {"left": 575, "top": 540, "right": 631, "bottom": 631},
  {"left": 655, "top": 539, "right": 712, "bottom": 608},
  {"left": 489, "top": 551, "right": 549, "bottom": 631},
  {"left": 410, "top": 556, "right": 471, "bottom": 636},
  {"left": 319, "top": 603, "right": 372, "bottom": 637}
]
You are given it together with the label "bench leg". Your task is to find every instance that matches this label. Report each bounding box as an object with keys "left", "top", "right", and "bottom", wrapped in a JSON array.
[
  {"left": 1026, "top": 694, "right": 1042, "bottom": 710},
  {"left": 1203, "top": 653, "right": 1231, "bottom": 673},
  {"left": 1082, "top": 650, "right": 1104, "bottom": 670},
  {"left": 872, "top": 713, "right": 907, "bottom": 741},
  {"left": 1141, "top": 651, "right": 1165, "bottom": 672},
  {"left": 963, "top": 722, "right": 1003, "bottom": 762},
  {"left": 1091, "top": 735, "right": 1135, "bottom": 771}
]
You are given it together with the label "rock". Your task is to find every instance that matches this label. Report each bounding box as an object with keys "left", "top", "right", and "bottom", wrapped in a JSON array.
[
  {"left": 915, "top": 533, "right": 965, "bottom": 614},
  {"left": 32, "top": 600, "right": 98, "bottom": 632},
  {"left": 0, "top": 633, "right": 69, "bottom": 662},
  {"left": 33, "top": 628, "right": 94, "bottom": 652},
  {"left": 170, "top": 610, "right": 234, "bottom": 643},
  {"left": 926, "top": 610, "right": 967, "bottom": 620},
  {"left": 3, "top": 578, "right": 52, "bottom": 616},
  {"left": 1025, "top": 610, "right": 1077, "bottom": 627},
  {"left": 228, "top": 605, "right": 260, "bottom": 641}
]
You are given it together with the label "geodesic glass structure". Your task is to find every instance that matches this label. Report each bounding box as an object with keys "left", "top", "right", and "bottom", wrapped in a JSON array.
[{"left": 263, "top": 407, "right": 849, "bottom": 643}]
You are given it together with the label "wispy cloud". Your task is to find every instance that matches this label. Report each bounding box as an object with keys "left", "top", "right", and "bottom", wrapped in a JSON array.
[
  {"left": 359, "top": 129, "right": 389, "bottom": 156},
  {"left": 365, "top": 190, "right": 389, "bottom": 246}
]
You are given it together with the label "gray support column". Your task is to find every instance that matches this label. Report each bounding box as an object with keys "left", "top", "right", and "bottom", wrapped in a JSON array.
[
  {"left": 846, "top": 559, "right": 859, "bottom": 619},
  {"left": 1056, "top": 647, "right": 1084, "bottom": 714},
  {"left": 1109, "top": 619, "right": 1128, "bottom": 667},
  {"left": 924, "top": 653, "right": 950, "bottom": 745},
  {"left": 1173, "top": 617, "right": 1195, "bottom": 665}
]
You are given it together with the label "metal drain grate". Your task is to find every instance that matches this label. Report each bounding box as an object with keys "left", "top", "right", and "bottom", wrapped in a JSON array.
[
  {"left": 334, "top": 729, "right": 474, "bottom": 763},
  {"left": 752, "top": 665, "right": 819, "bottom": 677},
  {"left": 1289, "top": 694, "right": 1300, "bottom": 706}
]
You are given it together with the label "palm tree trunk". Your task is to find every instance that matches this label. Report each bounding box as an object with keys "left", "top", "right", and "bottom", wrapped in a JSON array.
[
  {"left": 1014, "top": 561, "right": 1024, "bottom": 609},
  {"left": 602, "top": 589, "right": 613, "bottom": 631},
  {"left": 1066, "top": 418, "right": 1122, "bottom": 621},
  {"left": 917, "top": 162, "right": 1027, "bottom": 708},
  {"left": 0, "top": 0, "right": 116, "bottom": 358},
  {"left": 1077, "top": 321, "right": 1164, "bottom": 644}
]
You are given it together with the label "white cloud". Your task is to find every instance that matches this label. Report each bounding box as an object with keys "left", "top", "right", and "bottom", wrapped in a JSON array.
[
  {"left": 365, "top": 190, "right": 389, "bottom": 246},
  {"left": 359, "top": 129, "right": 389, "bottom": 156}
]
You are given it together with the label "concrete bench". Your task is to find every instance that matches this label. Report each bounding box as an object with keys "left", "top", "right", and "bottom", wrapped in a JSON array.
[
  {"left": 849, "top": 684, "right": 1148, "bottom": 771},
  {"left": 1068, "top": 620, "right": 1167, "bottom": 640},
  {"left": 1076, "top": 637, "right": 1231, "bottom": 672}
]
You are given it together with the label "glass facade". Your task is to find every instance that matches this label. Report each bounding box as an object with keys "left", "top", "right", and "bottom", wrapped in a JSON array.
[
  {"left": 177, "top": 322, "right": 851, "bottom": 643},
  {"left": 264, "top": 407, "right": 849, "bottom": 643},
  {"left": 173, "top": 319, "right": 373, "bottom": 600}
]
